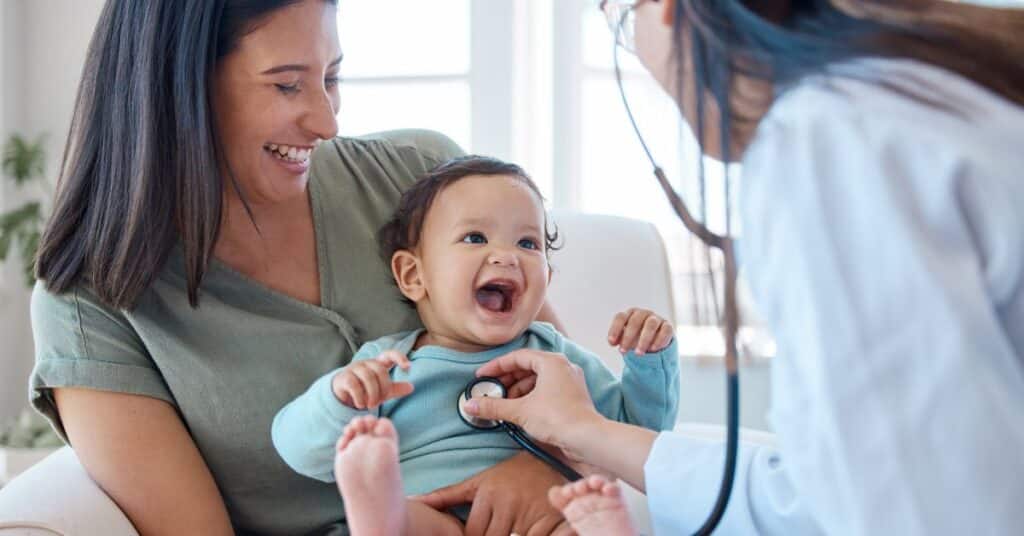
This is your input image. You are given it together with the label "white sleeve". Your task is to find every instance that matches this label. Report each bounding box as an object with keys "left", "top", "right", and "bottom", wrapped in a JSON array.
[
  {"left": 735, "top": 83, "right": 1024, "bottom": 535},
  {"left": 645, "top": 432, "right": 823, "bottom": 535}
]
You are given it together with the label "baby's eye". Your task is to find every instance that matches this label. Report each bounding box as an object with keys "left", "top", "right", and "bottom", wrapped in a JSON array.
[
  {"left": 518, "top": 238, "right": 539, "bottom": 250},
  {"left": 462, "top": 232, "right": 487, "bottom": 245}
]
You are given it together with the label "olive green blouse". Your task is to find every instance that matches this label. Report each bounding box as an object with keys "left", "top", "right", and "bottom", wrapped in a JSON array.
[{"left": 29, "top": 129, "right": 463, "bottom": 535}]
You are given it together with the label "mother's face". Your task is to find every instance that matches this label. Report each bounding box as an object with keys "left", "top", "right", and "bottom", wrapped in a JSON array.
[{"left": 213, "top": 0, "right": 341, "bottom": 206}]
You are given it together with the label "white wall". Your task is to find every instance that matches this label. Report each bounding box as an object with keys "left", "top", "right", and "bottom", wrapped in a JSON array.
[{"left": 0, "top": 0, "right": 104, "bottom": 424}]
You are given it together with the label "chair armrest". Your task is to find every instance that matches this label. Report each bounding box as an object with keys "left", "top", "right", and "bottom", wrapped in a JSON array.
[{"left": 0, "top": 447, "right": 138, "bottom": 536}]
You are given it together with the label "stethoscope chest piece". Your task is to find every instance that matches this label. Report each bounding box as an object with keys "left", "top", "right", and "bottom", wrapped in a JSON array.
[{"left": 457, "top": 377, "right": 506, "bottom": 430}]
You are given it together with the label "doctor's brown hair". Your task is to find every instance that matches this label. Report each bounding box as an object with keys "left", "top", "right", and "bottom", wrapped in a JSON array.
[{"left": 665, "top": 0, "right": 1024, "bottom": 326}]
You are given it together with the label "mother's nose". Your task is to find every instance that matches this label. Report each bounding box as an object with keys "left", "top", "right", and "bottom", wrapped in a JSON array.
[{"left": 301, "top": 89, "right": 340, "bottom": 141}]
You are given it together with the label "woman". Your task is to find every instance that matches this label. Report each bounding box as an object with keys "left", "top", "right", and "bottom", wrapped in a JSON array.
[
  {"left": 30, "top": 1, "right": 570, "bottom": 534},
  {"left": 449, "top": 0, "right": 1024, "bottom": 534}
]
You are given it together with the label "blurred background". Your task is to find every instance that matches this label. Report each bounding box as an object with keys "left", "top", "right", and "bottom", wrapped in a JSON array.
[{"left": 1, "top": 0, "right": 1020, "bottom": 434}]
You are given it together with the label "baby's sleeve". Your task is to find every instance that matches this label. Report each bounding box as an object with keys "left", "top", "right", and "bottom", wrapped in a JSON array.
[
  {"left": 562, "top": 335, "right": 680, "bottom": 431},
  {"left": 270, "top": 342, "right": 379, "bottom": 482}
]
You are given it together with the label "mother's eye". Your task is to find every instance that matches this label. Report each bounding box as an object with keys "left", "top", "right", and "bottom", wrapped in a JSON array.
[
  {"left": 462, "top": 232, "right": 487, "bottom": 244},
  {"left": 275, "top": 82, "right": 300, "bottom": 94}
]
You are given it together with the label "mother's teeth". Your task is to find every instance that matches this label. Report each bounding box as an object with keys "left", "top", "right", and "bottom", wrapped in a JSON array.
[{"left": 265, "top": 143, "right": 312, "bottom": 162}]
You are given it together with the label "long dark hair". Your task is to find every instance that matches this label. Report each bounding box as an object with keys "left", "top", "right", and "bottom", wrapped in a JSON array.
[{"left": 35, "top": 0, "right": 335, "bottom": 309}]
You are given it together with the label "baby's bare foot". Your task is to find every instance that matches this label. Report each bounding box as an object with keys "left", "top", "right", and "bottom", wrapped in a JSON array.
[
  {"left": 549, "top": 475, "right": 638, "bottom": 536},
  {"left": 335, "top": 416, "right": 406, "bottom": 536}
]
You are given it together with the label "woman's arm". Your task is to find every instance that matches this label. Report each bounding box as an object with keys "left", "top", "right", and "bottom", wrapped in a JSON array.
[
  {"left": 567, "top": 418, "right": 658, "bottom": 491},
  {"left": 55, "top": 388, "right": 234, "bottom": 536}
]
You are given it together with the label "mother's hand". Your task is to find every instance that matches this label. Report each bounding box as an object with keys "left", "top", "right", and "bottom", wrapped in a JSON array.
[
  {"left": 414, "top": 451, "right": 573, "bottom": 536},
  {"left": 464, "top": 349, "right": 606, "bottom": 458}
]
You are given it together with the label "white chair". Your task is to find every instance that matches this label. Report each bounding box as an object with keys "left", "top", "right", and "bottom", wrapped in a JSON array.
[
  {"left": 0, "top": 211, "right": 773, "bottom": 535},
  {"left": 0, "top": 448, "right": 137, "bottom": 535}
]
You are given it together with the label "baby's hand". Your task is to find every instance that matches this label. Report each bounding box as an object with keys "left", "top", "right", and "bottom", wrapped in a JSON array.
[
  {"left": 331, "top": 351, "right": 414, "bottom": 409},
  {"left": 607, "top": 308, "right": 674, "bottom": 355}
]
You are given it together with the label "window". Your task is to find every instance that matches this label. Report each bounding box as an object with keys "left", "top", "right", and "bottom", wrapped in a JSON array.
[
  {"left": 335, "top": 0, "right": 788, "bottom": 359},
  {"left": 336, "top": 1, "right": 472, "bottom": 151}
]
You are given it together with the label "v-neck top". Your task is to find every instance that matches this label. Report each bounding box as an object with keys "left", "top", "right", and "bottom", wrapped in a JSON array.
[{"left": 28, "top": 129, "right": 463, "bottom": 536}]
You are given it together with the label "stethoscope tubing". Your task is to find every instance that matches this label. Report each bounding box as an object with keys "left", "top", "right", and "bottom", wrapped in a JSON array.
[
  {"left": 613, "top": 8, "right": 740, "bottom": 535},
  {"left": 503, "top": 423, "right": 583, "bottom": 482}
]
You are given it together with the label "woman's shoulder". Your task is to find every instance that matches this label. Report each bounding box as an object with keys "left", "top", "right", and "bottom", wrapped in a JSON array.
[
  {"left": 314, "top": 129, "right": 464, "bottom": 175},
  {"left": 31, "top": 280, "right": 143, "bottom": 355},
  {"left": 350, "top": 129, "right": 464, "bottom": 163},
  {"left": 309, "top": 129, "right": 466, "bottom": 206}
]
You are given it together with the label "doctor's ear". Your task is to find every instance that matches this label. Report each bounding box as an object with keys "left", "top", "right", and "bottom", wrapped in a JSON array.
[{"left": 391, "top": 250, "right": 426, "bottom": 303}]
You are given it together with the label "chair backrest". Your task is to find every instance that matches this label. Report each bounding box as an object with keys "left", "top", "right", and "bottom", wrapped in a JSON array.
[{"left": 546, "top": 210, "right": 676, "bottom": 374}]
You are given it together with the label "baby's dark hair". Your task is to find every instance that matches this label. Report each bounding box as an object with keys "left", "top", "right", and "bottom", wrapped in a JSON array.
[{"left": 378, "top": 155, "right": 560, "bottom": 267}]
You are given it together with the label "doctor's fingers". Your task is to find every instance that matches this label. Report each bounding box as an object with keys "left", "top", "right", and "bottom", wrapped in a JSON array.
[
  {"left": 476, "top": 349, "right": 571, "bottom": 379},
  {"left": 496, "top": 369, "right": 533, "bottom": 387},
  {"left": 507, "top": 375, "right": 538, "bottom": 399},
  {"left": 464, "top": 395, "right": 526, "bottom": 429}
]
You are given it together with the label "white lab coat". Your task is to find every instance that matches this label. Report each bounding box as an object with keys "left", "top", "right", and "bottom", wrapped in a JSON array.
[{"left": 644, "top": 58, "right": 1024, "bottom": 535}]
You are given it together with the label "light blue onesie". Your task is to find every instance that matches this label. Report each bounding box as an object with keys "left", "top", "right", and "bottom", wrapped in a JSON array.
[{"left": 272, "top": 321, "right": 679, "bottom": 495}]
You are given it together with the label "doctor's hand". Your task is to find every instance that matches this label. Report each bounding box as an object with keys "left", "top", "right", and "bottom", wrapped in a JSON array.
[
  {"left": 463, "top": 349, "right": 608, "bottom": 461},
  {"left": 331, "top": 351, "right": 414, "bottom": 409}
]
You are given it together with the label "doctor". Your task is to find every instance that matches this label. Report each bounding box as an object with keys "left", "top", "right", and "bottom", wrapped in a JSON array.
[{"left": 429, "top": 0, "right": 1024, "bottom": 534}]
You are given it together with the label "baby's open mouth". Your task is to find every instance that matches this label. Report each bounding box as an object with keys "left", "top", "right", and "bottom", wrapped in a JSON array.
[{"left": 475, "top": 279, "right": 519, "bottom": 313}]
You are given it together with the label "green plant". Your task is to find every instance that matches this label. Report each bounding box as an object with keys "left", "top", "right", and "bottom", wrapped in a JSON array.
[
  {"left": 0, "top": 408, "right": 63, "bottom": 449},
  {"left": 0, "top": 134, "right": 47, "bottom": 286}
]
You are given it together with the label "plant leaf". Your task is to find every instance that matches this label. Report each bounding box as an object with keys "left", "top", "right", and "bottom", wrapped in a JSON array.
[
  {"left": 21, "top": 228, "right": 40, "bottom": 286},
  {"left": 2, "top": 134, "right": 47, "bottom": 185},
  {"left": 0, "top": 203, "right": 42, "bottom": 279}
]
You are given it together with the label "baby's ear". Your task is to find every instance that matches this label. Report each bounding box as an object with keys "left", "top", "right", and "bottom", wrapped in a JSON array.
[{"left": 391, "top": 250, "right": 426, "bottom": 302}]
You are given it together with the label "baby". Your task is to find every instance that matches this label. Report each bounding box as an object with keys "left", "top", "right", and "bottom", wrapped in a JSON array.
[{"left": 272, "top": 155, "right": 680, "bottom": 535}]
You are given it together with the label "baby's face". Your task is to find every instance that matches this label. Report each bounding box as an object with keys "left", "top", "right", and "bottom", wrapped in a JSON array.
[{"left": 415, "top": 174, "right": 550, "bottom": 348}]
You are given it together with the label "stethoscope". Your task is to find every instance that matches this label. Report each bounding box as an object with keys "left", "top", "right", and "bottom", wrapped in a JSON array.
[
  {"left": 457, "top": 377, "right": 583, "bottom": 482},
  {"left": 608, "top": 6, "right": 740, "bottom": 535}
]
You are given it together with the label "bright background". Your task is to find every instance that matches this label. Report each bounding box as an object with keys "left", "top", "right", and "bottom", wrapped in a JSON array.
[{"left": 1, "top": 0, "right": 1020, "bottom": 429}]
